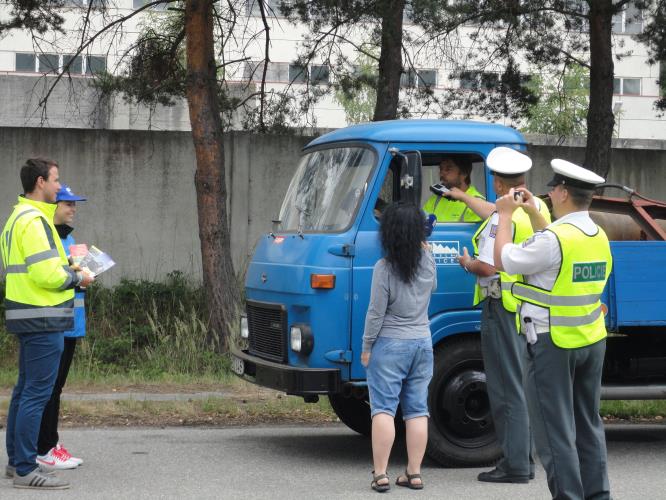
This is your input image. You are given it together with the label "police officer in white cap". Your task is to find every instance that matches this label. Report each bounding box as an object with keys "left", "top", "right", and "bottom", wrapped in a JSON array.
[
  {"left": 493, "top": 159, "right": 612, "bottom": 500},
  {"left": 458, "top": 147, "right": 550, "bottom": 483}
]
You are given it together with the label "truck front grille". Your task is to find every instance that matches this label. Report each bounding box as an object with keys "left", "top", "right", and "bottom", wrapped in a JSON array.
[{"left": 247, "top": 300, "right": 287, "bottom": 363}]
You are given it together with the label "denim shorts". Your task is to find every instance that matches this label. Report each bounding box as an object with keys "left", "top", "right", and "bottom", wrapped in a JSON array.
[{"left": 366, "top": 336, "right": 434, "bottom": 420}]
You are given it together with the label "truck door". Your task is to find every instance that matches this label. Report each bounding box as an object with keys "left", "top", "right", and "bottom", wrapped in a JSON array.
[
  {"left": 350, "top": 143, "right": 496, "bottom": 379},
  {"left": 350, "top": 148, "right": 422, "bottom": 380}
]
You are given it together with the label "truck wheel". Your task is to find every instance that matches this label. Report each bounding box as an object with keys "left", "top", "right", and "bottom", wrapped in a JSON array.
[
  {"left": 328, "top": 393, "right": 371, "bottom": 436},
  {"left": 426, "top": 335, "right": 501, "bottom": 467}
]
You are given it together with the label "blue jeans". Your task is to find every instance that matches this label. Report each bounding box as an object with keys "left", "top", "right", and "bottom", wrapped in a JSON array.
[
  {"left": 366, "top": 336, "right": 434, "bottom": 420},
  {"left": 6, "top": 331, "right": 64, "bottom": 476}
]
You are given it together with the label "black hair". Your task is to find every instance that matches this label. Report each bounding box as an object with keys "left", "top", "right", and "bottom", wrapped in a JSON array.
[
  {"left": 566, "top": 185, "right": 594, "bottom": 209},
  {"left": 379, "top": 202, "right": 426, "bottom": 283},
  {"left": 20, "top": 158, "right": 58, "bottom": 193}
]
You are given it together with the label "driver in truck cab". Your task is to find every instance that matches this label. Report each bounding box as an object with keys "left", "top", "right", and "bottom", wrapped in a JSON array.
[{"left": 422, "top": 155, "right": 486, "bottom": 222}]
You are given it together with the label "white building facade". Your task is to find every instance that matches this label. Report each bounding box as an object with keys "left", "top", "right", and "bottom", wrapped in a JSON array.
[{"left": 0, "top": 0, "right": 663, "bottom": 139}]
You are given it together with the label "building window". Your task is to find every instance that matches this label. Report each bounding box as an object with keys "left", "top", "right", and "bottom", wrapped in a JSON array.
[
  {"left": 15, "top": 53, "right": 105, "bottom": 75},
  {"left": 86, "top": 55, "right": 107, "bottom": 75},
  {"left": 15, "top": 53, "right": 36, "bottom": 72},
  {"left": 310, "top": 65, "right": 329, "bottom": 85},
  {"left": 38, "top": 53, "right": 60, "bottom": 74},
  {"left": 459, "top": 71, "right": 499, "bottom": 90},
  {"left": 133, "top": 0, "right": 168, "bottom": 10},
  {"left": 288, "top": 63, "right": 307, "bottom": 84},
  {"left": 400, "top": 69, "right": 437, "bottom": 89},
  {"left": 417, "top": 69, "right": 437, "bottom": 89},
  {"left": 244, "top": 61, "right": 290, "bottom": 82},
  {"left": 63, "top": 55, "right": 83, "bottom": 74},
  {"left": 613, "top": 77, "right": 641, "bottom": 96},
  {"left": 246, "top": 0, "right": 284, "bottom": 16},
  {"left": 400, "top": 69, "right": 416, "bottom": 88},
  {"left": 612, "top": 2, "right": 643, "bottom": 34}
]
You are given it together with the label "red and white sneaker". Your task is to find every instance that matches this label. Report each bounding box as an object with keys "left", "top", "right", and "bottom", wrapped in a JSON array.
[
  {"left": 36, "top": 447, "right": 79, "bottom": 470},
  {"left": 55, "top": 444, "right": 83, "bottom": 467}
]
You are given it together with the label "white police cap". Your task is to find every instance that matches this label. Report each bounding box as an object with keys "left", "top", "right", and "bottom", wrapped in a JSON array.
[
  {"left": 486, "top": 147, "right": 532, "bottom": 178},
  {"left": 548, "top": 159, "right": 605, "bottom": 190}
]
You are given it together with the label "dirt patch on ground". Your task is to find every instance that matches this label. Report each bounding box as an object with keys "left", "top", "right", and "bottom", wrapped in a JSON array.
[{"left": 0, "top": 388, "right": 339, "bottom": 429}]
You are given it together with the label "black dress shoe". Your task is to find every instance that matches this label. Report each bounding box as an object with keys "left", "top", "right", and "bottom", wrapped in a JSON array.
[{"left": 477, "top": 468, "right": 530, "bottom": 484}]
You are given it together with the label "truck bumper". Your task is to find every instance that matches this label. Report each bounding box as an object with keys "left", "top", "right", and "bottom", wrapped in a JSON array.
[{"left": 230, "top": 347, "right": 342, "bottom": 395}]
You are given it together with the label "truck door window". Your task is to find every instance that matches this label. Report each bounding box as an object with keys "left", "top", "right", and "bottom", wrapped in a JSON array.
[{"left": 421, "top": 153, "right": 486, "bottom": 223}]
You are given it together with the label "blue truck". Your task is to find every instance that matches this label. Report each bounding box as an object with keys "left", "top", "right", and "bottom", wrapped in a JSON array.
[{"left": 230, "top": 120, "right": 666, "bottom": 466}]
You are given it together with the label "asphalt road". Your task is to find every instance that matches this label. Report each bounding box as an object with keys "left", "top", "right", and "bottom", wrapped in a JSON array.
[{"left": 1, "top": 423, "right": 665, "bottom": 499}]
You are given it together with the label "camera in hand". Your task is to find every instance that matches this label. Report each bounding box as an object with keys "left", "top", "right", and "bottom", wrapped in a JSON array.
[
  {"left": 430, "top": 183, "right": 450, "bottom": 197},
  {"left": 514, "top": 190, "right": 524, "bottom": 201}
]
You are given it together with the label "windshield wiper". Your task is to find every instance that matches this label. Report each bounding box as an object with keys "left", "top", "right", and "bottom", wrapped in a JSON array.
[{"left": 295, "top": 204, "right": 310, "bottom": 239}]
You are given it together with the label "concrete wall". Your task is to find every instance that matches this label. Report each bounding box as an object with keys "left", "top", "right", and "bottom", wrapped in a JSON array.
[{"left": 0, "top": 127, "right": 664, "bottom": 285}]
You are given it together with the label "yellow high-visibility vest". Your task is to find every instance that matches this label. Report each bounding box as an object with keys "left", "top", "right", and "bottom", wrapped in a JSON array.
[
  {"left": 511, "top": 222, "right": 612, "bottom": 348},
  {"left": 472, "top": 200, "right": 551, "bottom": 312},
  {"left": 1, "top": 196, "right": 75, "bottom": 333},
  {"left": 423, "top": 185, "right": 485, "bottom": 222}
]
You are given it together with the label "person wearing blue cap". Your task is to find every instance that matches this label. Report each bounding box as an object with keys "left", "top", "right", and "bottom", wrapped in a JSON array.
[{"left": 36, "top": 184, "right": 88, "bottom": 472}]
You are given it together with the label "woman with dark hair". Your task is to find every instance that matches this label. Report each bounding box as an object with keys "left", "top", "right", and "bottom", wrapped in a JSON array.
[{"left": 361, "top": 202, "right": 437, "bottom": 492}]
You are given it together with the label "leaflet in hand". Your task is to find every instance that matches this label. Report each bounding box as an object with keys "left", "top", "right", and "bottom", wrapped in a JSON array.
[
  {"left": 69, "top": 244, "right": 89, "bottom": 265},
  {"left": 70, "top": 244, "right": 116, "bottom": 276}
]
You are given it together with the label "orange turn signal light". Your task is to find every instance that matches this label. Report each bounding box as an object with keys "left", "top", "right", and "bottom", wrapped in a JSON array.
[{"left": 311, "top": 274, "right": 336, "bottom": 289}]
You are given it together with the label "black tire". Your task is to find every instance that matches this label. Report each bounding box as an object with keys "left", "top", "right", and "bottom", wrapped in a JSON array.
[
  {"left": 329, "top": 393, "right": 372, "bottom": 436},
  {"left": 426, "top": 335, "right": 501, "bottom": 467}
]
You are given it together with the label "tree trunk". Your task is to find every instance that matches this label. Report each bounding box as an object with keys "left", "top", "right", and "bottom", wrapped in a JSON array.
[
  {"left": 373, "top": 0, "right": 406, "bottom": 121},
  {"left": 584, "top": 0, "right": 615, "bottom": 178},
  {"left": 185, "top": 0, "right": 238, "bottom": 350}
]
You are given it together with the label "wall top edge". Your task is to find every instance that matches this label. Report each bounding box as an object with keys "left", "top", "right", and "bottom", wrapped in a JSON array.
[{"left": 1, "top": 126, "right": 665, "bottom": 151}]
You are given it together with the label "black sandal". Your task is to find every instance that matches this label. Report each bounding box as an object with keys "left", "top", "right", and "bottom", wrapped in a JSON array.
[
  {"left": 371, "top": 471, "right": 390, "bottom": 493},
  {"left": 396, "top": 470, "right": 424, "bottom": 490}
]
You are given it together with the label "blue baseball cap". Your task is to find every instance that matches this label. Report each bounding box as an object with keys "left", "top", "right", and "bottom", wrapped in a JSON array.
[{"left": 56, "top": 184, "right": 87, "bottom": 202}]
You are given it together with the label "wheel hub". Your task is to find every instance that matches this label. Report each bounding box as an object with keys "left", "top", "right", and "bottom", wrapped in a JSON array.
[{"left": 437, "top": 368, "right": 493, "bottom": 440}]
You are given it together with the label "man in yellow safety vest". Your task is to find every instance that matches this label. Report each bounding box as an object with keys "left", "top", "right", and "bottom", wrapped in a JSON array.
[
  {"left": 2, "top": 158, "right": 94, "bottom": 490},
  {"left": 493, "top": 159, "right": 612, "bottom": 500}
]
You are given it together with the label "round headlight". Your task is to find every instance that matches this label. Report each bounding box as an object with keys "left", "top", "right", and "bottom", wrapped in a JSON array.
[{"left": 240, "top": 316, "right": 249, "bottom": 339}]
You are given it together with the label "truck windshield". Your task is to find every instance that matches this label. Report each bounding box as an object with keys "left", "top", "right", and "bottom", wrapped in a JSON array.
[{"left": 278, "top": 146, "right": 376, "bottom": 232}]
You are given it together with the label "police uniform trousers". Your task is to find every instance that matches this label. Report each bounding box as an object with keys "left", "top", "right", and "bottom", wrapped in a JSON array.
[
  {"left": 525, "top": 333, "right": 610, "bottom": 500},
  {"left": 480, "top": 297, "right": 532, "bottom": 476}
]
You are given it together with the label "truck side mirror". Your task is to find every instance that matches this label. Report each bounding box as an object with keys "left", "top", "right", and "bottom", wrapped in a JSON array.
[{"left": 395, "top": 150, "right": 423, "bottom": 206}]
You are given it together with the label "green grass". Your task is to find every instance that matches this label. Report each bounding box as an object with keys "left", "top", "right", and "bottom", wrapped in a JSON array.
[
  {"left": 0, "top": 364, "right": 239, "bottom": 392},
  {"left": 600, "top": 400, "right": 666, "bottom": 420},
  {"left": 0, "top": 393, "right": 337, "bottom": 427}
]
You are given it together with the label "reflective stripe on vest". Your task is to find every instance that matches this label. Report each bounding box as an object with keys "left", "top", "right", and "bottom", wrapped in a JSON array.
[
  {"left": 511, "top": 222, "right": 612, "bottom": 349},
  {"left": 6, "top": 307, "right": 74, "bottom": 320},
  {"left": 511, "top": 283, "right": 601, "bottom": 306},
  {"left": 472, "top": 201, "right": 551, "bottom": 313},
  {"left": 426, "top": 185, "right": 485, "bottom": 223}
]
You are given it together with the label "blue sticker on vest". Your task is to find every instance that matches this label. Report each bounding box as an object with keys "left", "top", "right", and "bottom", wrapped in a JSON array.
[{"left": 489, "top": 224, "right": 498, "bottom": 238}]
